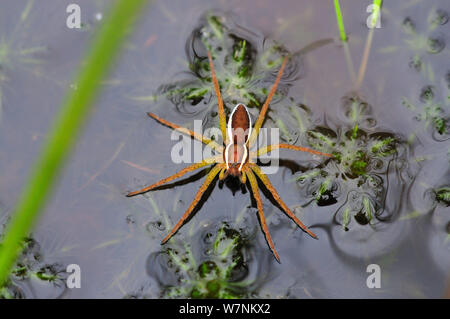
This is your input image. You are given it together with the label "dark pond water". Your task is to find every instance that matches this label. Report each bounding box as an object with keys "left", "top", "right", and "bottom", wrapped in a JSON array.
[{"left": 0, "top": 0, "right": 449, "bottom": 298}]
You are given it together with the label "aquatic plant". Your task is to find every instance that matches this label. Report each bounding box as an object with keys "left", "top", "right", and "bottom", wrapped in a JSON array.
[
  {"left": 119, "top": 192, "right": 268, "bottom": 299},
  {"left": 332, "top": 0, "right": 384, "bottom": 87},
  {"left": 0, "top": 1, "right": 46, "bottom": 68},
  {"left": 0, "top": 233, "right": 66, "bottom": 299},
  {"left": 379, "top": 7, "right": 449, "bottom": 137},
  {"left": 402, "top": 84, "right": 449, "bottom": 136},
  {"left": 159, "top": 223, "right": 256, "bottom": 299},
  {"left": 293, "top": 94, "right": 405, "bottom": 230},
  {"left": 434, "top": 186, "right": 450, "bottom": 206},
  {"left": 0, "top": 0, "right": 47, "bottom": 122},
  {"left": 400, "top": 9, "right": 448, "bottom": 71},
  {"left": 399, "top": 10, "right": 449, "bottom": 137},
  {"left": 145, "top": 11, "right": 302, "bottom": 120}
]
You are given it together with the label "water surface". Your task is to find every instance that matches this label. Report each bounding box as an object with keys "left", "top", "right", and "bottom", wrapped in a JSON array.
[{"left": 0, "top": 0, "right": 449, "bottom": 298}]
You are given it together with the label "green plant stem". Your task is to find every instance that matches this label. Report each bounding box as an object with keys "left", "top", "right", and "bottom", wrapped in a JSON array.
[
  {"left": 0, "top": 0, "right": 148, "bottom": 286},
  {"left": 354, "top": 0, "right": 383, "bottom": 90},
  {"left": 343, "top": 41, "right": 356, "bottom": 83},
  {"left": 333, "top": 0, "right": 356, "bottom": 83}
]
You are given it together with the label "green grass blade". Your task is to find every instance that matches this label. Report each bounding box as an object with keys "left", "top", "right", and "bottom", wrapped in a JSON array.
[
  {"left": 0, "top": 0, "right": 149, "bottom": 286},
  {"left": 333, "top": 0, "right": 347, "bottom": 42}
]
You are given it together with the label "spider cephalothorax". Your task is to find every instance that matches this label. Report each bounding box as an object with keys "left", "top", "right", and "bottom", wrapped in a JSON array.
[{"left": 127, "top": 51, "right": 331, "bottom": 262}]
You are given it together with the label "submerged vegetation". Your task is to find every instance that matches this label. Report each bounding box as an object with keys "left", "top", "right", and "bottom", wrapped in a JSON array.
[
  {"left": 161, "top": 224, "right": 252, "bottom": 299},
  {"left": 144, "top": 11, "right": 307, "bottom": 122},
  {"left": 434, "top": 186, "right": 450, "bottom": 206},
  {"left": 0, "top": 226, "right": 67, "bottom": 299},
  {"left": 379, "top": 7, "right": 449, "bottom": 137},
  {"left": 0, "top": 0, "right": 449, "bottom": 298},
  {"left": 120, "top": 194, "right": 268, "bottom": 299},
  {"left": 0, "top": 0, "right": 47, "bottom": 122},
  {"left": 402, "top": 85, "right": 448, "bottom": 136},
  {"left": 294, "top": 94, "right": 404, "bottom": 230}
]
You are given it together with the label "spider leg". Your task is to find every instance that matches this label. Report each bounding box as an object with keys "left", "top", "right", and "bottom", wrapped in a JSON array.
[
  {"left": 207, "top": 51, "right": 228, "bottom": 144},
  {"left": 239, "top": 169, "right": 247, "bottom": 184},
  {"left": 126, "top": 155, "right": 221, "bottom": 197},
  {"left": 252, "top": 143, "right": 332, "bottom": 158},
  {"left": 249, "top": 163, "right": 317, "bottom": 239},
  {"left": 248, "top": 55, "right": 288, "bottom": 147},
  {"left": 244, "top": 166, "right": 281, "bottom": 263},
  {"left": 219, "top": 166, "right": 228, "bottom": 181},
  {"left": 161, "top": 163, "right": 224, "bottom": 244},
  {"left": 147, "top": 112, "right": 223, "bottom": 153}
]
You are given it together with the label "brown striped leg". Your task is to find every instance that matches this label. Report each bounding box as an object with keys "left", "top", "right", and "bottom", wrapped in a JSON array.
[
  {"left": 127, "top": 156, "right": 220, "bottom": 197},
  {"left": 249, "top": 163, "right": 317, "bottom": 239},
  {"left": 161, "top": 164, "right": 224, "bottom": 244},
  {"left": 207, "top": 51, "right": 228, "bottom": 144},
  {"left": 147, "top": 112, "right": 223, "bottom": 153},
  {"left": 244, "top": 166, "right": 281, "bottom": 263},
  {"left": 248, "top": 56, "right": 288, "bottom": 147},
  {"left": 254, "top": 143, "right": 332, "bottom": 158}
]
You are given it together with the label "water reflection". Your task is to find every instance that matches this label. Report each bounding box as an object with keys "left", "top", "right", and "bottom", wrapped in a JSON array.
[{"left": 0, "top": 0, "right": 449, "bottom": 298}]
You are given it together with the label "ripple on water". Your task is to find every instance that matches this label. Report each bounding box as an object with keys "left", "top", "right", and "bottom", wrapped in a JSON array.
[
  {"left": 426, "top": 185, "right": 450, "bottom": 274},
  {"left": 146, "top": 222, "right": 273, "bottom": 298},
  {"left": 0, "top": 233, "right": 68, "bottom": 299},
  {"left": 292, "top": 93, "right": 413, "bottom": 257},
  {"left": 155, "top": 10, "right": 305, "bottom": 134}
]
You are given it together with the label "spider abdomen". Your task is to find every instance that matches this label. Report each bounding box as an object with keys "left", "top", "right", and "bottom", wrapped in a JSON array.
[{"left": 225, "top": 104, "right": 252, "bottom": 173}]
